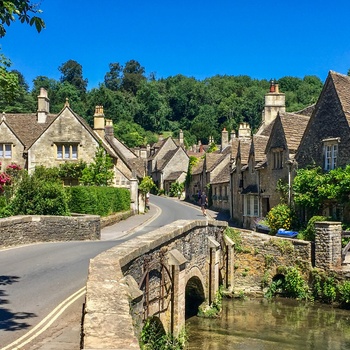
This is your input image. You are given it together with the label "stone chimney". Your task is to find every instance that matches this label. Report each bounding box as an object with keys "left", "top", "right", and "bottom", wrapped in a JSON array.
[
  {"left": 230, "top": 130, "right": 236, "bottom": 141},
  {"left": 105, "top": 119, "right": 114, "bottom": 138},
  {"left": 238, "top": 122, "right": 251, "bottom": 139},
  {"left": 37, "top": 88, "right": 50, "bottom": 123},
  {"left": 93, "top": 105, "right": 105, "bottom": 138},
  {"left": 262, "top": 78, "right": 285, "bottom": 126},
  {"left": 221, "top": 128, "right": 229, "bottom": 150},
  {"left": 179, "top": 129, "right": 184, "bottom": 146}
]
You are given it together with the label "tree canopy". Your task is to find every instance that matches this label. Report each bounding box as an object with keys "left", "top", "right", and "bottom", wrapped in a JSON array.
[
  {"left": 0, "top": 0, "right": 45, "bottom": 37},
  {"left": 1, "top": 56, "right": 324, "bottom": 149}
]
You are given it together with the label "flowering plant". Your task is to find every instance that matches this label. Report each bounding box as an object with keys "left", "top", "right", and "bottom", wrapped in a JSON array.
[{"left": 266, "top": 204, "right": 295, "bottom": 235}]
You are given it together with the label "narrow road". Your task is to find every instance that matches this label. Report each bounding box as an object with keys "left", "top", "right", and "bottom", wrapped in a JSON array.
[{"left": 0, "top": 196, "right": 205, "bottom": 348}]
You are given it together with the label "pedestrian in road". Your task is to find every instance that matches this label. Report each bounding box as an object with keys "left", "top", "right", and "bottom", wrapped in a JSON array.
[{"left": 200, "top": 191, "right": 208, "bottom": 216}]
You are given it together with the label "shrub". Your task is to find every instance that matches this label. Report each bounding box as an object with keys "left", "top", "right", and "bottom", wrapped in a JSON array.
[
  {"left": 266, "top": 204, "right": 295, "bottom": 235},
  {"left": 338, "top": 281, "right": 350, "bottom": 308},
  {"left": 299, "top": 215, "right": 327, "bottom": 241},
  {"left": 9, "top": 172, "right": 70, "bottom": 216},
  {"left": 283, "top": 267, "right": 309, "bottom": 299},
  {"left": 66, "top": 186, "right": 130, "bottom": 216}
]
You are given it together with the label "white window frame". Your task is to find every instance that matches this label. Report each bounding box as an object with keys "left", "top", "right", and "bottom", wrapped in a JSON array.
[
  {"left": 0, "top": 144, "right": 12, "bottom": 159},
  {"left": 56, "top": 143, "right": 79, "bottom": 160},
  {"left": 323, "top": 139, "right": 339, "bottom": 171},
  {"left": 244, "top": 195, "right": 259, "bottom": 217}
]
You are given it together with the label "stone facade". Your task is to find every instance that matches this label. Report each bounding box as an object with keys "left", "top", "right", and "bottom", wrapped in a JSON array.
[{"left": 0, "top": 214, "right": 100, "bottom": 248}]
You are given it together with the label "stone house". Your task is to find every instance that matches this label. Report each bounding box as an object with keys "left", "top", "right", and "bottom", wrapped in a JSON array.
[
  {"left": 0, "top": 88, "right": 144, "bottom": 212},
  {"left": 147, "top": 131, "right": 189, "bottom": 192},
  {"left": 296, "top": 71, "right": 350, "bottom": 220}
]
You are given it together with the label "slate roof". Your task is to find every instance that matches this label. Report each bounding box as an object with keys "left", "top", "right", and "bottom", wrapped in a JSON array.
[
  {"left": 165, "top": 171, "right": 186, "bottom": 181},
  {"left": 294, "top": 104, "right": 315, "bottom": 116},
  {"left": 211, "top": 165, "right": 229, "bottom": 184},
  {"left": 239, "top": 139, "right": 252, "bottom": 166},
  {"left": 4, "top": 113, "right": 56, "bottom": 149},
  {"left": 252, "top": 135, "right": 269, "bottom": 163},
  {"left": 191, "top": 158, "right": 204, "bottom": 175},
  {"left": 330, "top": 71, "right": 350, "bottom": 123},
  {"left": 279, "top": 112, "right": 310, "bottom": 154}
]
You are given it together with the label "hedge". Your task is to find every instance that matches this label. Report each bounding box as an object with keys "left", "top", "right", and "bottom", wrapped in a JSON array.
[{"left": 66, "top": 186, "right": 130, "bottom": 216}]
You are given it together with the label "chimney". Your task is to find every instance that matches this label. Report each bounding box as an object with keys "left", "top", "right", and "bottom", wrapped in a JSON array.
[
  {"left": 179, "top": 129, "right": 184, "bottom": 146},
  {"left": 93, "top": 105, "right": 105, "bottom": 138},
  {"left": 230, "top": 130, "right": 236, "bottom": 140},
  {"left": 238, "top": 122, "right": 251, "bottom": 138},
  {"left": 221, "top": 128, "right": 228, "bottom": 150},
  {"left": 37, "top": 88, "right": 50, "bottom": 123},
  {"left": 263, "top": 78, "right": 285, "bottom": 126},
  {"left": 105, "top": 119, "right": 114, "bottom": 138}
]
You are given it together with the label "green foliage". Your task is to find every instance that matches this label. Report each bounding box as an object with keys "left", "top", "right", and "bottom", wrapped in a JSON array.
[
  {"left": 224, "top": 227, "right": 243, "bottom": 253},
  {"left": 0, "top": 0, "right": 45, "bottom": 38},
  {"left": 299, "top": 215, "right": 328, "bottom": 241},
  {"left": 266, "top": 204, "right": 295, "bottom": 235},
  {"left": 276, "top": 178, "right": 289, "bottom": 204},
  {"left": 57, "top": 160, "right": 87, "bottom": 183},
  {"left": 198, "top": 287, "right": 223, "bottom": 318},
  {"left": 9, "top": 171, "right": 70, "bottom": 216},
  {"left": 169, "top": 181, "right": 184, "bottom": 197},
  {"left": 269, "top": 238, "right": 294, "bottom": 254},
  {"left": 140, "top": 317, "right": 187, "bottom": 350},
  {"left": 80, "top": 143, "right": 114, "bottom": 186},
  {"left": 293, "top": 165, "right": 350, "bottom": 222},
  {"left": 338, "top": 281, "right": 350, "bottom": 308},
  {"left": 139, "top": 176, "right": 156, "bottom": 194},
  {"left": 266, "top": 267, "right": 309, "bottom": 300},
  {"left": 66, "top": 186, "right": 130, "bottom": 216}
]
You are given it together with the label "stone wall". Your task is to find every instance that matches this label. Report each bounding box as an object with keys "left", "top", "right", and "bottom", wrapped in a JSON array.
[
  {"left": 0, "top": 214, "right": 100, "bottom": 249},
  {"left": 232, "top": 230, "right": 312, "bottom": 295},
  {"left": 83, "top": 219, "right": 228, "bottom": 350}
]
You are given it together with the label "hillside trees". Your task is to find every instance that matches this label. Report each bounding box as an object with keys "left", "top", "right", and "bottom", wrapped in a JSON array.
[{"left": 2, "top": 56, "right": 324, "bottom": 148}]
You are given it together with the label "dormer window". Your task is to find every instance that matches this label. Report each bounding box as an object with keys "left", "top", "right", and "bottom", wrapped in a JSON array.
[
  {"left": 56, "top": 143, "right": 78, "bottom": 160},
  {"left": 323, "top": 138, "right": 339, "bottom": 171}
]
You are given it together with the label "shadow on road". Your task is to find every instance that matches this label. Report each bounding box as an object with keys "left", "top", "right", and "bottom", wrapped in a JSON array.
[{"left": 0, "top": 275, "right": 37, "bottom": 331}]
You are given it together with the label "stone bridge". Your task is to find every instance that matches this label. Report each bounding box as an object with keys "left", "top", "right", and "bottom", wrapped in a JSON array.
[
  {"left": 82, "top": 219, "right": 232, "bottom": 349},
  {"left": 82, "top": 220, "right": 347, "bottom": 350}
]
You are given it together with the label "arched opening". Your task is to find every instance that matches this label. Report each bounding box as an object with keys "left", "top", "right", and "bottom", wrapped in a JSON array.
[
  {"left": 140, "top": 316, "right": 165, "bottom": 348},
  {"left": 185, "top": 276, "right": 205, "bottom": 318}
]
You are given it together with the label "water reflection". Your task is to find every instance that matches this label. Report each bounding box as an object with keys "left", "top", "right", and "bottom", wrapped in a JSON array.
[{"left": 186, "top": 298, "right": 350, "bottom": 350}]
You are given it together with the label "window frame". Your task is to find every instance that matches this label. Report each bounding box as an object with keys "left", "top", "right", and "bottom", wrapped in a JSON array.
[
  {"left": 56, "top": 143, "right": 79, "bottom": 160},
  {"left": 0, "top": 143, "right": 12, "bottom": 159},
  {"left": 323, "top": 138, "right": 339, "bottom": 171}
]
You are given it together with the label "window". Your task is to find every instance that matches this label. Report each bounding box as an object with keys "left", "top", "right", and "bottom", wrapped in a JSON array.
[
  {"left": 244, "top": 195, "right": 259, "bottom": 217},
  {"left": 56, "top": 144, "right": 79, "bottom": 160},
  {"left": 0, "top": 144, "right": 12, "bottom": 158},
  {"left": 272, "top": 149, "right": 283, "bottom": 169},
  {"left": 323, "top": 140, "right": 338, "bottom": 171}
]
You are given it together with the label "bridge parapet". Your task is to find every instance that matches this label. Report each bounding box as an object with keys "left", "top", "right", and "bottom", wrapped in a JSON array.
[{"left": 83, "top": 219, "right": 228, "bottom": 350}]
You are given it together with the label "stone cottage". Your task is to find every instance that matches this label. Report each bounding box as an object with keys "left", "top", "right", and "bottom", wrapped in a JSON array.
[{"left": 0, "top": 88, "right": 144, "bottom": 212}]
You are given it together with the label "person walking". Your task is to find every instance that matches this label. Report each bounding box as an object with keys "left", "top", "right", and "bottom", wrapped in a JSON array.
[{"left": 200, "top": 191, "right": 208, "bottom": 216}]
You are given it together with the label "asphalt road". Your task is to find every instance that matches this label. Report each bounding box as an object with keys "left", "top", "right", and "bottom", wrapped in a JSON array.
[{"left": 0, "top": 195, "right": 204, "bottom": 348}]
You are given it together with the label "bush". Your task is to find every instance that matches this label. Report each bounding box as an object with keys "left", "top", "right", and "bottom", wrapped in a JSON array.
[
  {"left": 66, "top": 186, "right": 130, "bottom": 216},
  {"left": 299, "top": 215, "right": 327, "bottom": 241},
  {"left": 338, "top": 281, "right": 350, "bottom": 308},
  {"left": 266, "top": 204, "right": 295, "bottom": 235},
  {"left": 9, "top": 173, "right": 70, "bottom": 216}
]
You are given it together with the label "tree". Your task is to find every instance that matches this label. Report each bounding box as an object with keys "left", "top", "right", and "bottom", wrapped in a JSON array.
[
  {"left": 80, "top": 143, "right": 114, "bottom": 186},
  {"left": 104, "top": 62, "right": 123, "bottom": 91},
  {"left": 59, "top": 60, "right": 88, "bottom": 94},
  {"left": 0, "top": 0, "right": 45, "bottom": 37},
  {"left": 0, "top": 52, "right": 21, "bottom": 106},
  {"left": 121, "top": 59, "right": 146, "bottom": 95}
]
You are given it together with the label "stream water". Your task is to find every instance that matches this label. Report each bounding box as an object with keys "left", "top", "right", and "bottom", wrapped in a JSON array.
[{"left": 186, "top": 297, "right": 350, "bottom": 350}]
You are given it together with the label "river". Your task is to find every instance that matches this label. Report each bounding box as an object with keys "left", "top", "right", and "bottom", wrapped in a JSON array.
[{"left": 186, "top": 297, "right": 350, "bottom": 350}]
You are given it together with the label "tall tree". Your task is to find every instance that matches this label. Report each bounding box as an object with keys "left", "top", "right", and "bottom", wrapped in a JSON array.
[
  {"left": 104, "top": 62, "right": 122, "bottom": 91},
  {"left": 121, "top": 59, "right": 146, "bottom": 95},
  {"left": 0, "top": 0, "right": 45, "bottom": 37},
  {"left": 59, "top": 60, "right": 88, "bottom": 94}
]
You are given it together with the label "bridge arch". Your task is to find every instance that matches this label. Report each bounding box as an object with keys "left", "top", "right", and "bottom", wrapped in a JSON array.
[{"left": 185, "top": 267, "right": 206, "bottom": 318}]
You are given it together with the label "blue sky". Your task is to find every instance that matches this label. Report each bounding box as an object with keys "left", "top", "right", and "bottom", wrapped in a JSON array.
[{"left": 1, "top": 0, "right": 350, "bottom": 90}]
